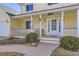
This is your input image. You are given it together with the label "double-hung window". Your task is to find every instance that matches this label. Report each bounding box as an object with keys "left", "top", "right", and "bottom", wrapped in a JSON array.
[
  {"left": 26, "top": 4, "right": 33, "bottom": 11},
  {"left": 26, "top": 21, "right": 31, "bottom": 29}
]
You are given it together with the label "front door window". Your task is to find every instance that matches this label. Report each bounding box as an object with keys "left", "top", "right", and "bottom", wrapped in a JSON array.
[
  {"left": 48, "top": 20, "right": 50, "bottom": 32},
  {"left": 47, "top": 19, "right": 61, "bottom": 36},
  {"left": 51, "top": 20, "right": 57, "bottom": 31}
]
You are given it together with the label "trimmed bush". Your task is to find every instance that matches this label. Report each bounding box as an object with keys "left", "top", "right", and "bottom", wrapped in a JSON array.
[
  {"left": 25, "top": 32, "right": 38, "bottom": 44},
  {"left": 60, "top": 36, "right": 79, "bottom": 51}
]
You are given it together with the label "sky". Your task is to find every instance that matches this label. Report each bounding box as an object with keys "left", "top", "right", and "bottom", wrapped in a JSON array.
[{"left": 3, "top": 3, "right": 20, "bottom": 13}]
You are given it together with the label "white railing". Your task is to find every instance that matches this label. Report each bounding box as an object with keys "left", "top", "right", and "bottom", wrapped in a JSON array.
[
  {"left": 11, "top": 28, "right": 44, "bottom": 36},
  {"left": 11, "top": 28, "right": 35, "bottom": 36},
  {"left": 11, "top": 28, "right": 77, "bottom": 37},
  {"left": 64, "top": 28, "right": 77, "bottom": 36}
]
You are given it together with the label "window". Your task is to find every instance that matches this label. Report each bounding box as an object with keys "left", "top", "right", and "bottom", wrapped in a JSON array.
[
  {"left": 26, "top": 4, "right": 33, "bottom": 11},
  {"left": 26, "top": 21, "right": 31, "bottom": 29},
  {"left": 26, "top": 5, "right": 29, "bottom": 11},
  {"left": 48, "top": 3, "right": 58, "bottom": 5}
]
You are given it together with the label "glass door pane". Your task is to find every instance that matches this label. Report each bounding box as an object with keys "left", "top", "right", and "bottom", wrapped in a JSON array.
[
  {"left": 51, "top": 20, "right": 56, "bottom": 30},
  {"left": 48, "top": 20, "right": 50, "bottom": 32}
]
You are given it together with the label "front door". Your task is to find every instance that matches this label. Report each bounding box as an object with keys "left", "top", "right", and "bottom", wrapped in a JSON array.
[{"left": 48, "top": 19, "right": 59, "bottom": 36}]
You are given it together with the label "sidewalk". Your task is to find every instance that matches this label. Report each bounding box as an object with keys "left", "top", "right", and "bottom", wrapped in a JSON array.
[{"left": 0, "top": 42, "right": 59, "bottom": 56}]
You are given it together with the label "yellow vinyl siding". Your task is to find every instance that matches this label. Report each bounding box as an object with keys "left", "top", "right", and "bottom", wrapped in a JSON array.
[
  {"left": 64, "top": 12, "right": 77, "bottom": 36},
  {"left": 41, "top": 17, "right": 46, "bottom": 35},
  {"left": 11, "top": 19, "right": 23, "bottom": 36},
  {"left": 33, "top": 16, "right": 39, "bottom": 30},
  {"left": 34, "top": 3, "right": 46, "bottom": 12},
  {"left": 11, "top": 19, "right": 23, "bottom": 29},
  {"left": 19, "top": 3, "right": 47, "bottom": 14}
]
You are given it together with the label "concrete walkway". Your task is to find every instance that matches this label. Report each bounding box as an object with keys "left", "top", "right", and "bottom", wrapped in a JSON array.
[{"left": 0, "top": 43, "right": 59, "bottom": 56}]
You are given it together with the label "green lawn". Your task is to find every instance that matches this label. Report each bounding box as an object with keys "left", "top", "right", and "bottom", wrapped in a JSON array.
[{"left": 51, "top": 47, "right": 79, "bottom": 56}]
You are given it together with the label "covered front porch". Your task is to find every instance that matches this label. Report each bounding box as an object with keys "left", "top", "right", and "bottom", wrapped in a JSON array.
[
  {"left": 10, "top": 5, "right": 79, "bottom": 39},
  {"left": 11, "top": 12, "right": 64, "bottom": 37}
]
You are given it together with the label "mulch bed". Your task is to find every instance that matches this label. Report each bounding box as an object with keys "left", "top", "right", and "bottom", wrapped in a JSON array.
[
  {"left": 0, "top": 39, "right": 26, "bottom": 44},
  {"left": 51, "top": 46, "right": 79, "bottom": 56},
  {"left": 0, "top": 37, "right": 40, "bottom": 47},
  {"left": 0, "top": 52, "right": 25, "bottom": 56},
  {"left": 0, "top": 39, "right": 39, "bottom": 47}
]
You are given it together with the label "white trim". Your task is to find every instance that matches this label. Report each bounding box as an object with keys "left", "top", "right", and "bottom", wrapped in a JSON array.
[
  {"left": 39, "top": 14, "right": 42, "bottom": 37},
  {"left": 57, "top": 19, "right": 59, "bottom": 33},
  {"left": 49, "top": 19, "right": 58, "bottom": 36},
  {"left": 49, "top": 20, "right": 51, "bottom": 32},
  {"left": 46, "top": 17, "right": 61, "bottom": 36},
  {"left": 46, "top": 18, "right": 48, "bottom": 33},
  {"left": 77, "top": 9, "right": 79, "bottom": 37},
  {"left": 61, "top": 11, "right": 64, "bottom": 36},
  {"left": 31, "top": 16, "right": 33, "bottom": 30}
]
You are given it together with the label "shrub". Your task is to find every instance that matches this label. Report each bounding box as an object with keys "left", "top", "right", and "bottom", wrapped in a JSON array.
[
  {"left": 25, "top": 32, "right": 38, "bottom": 44},
  {"left": 60, "top": 36, "right": 79, "bottom": 51}
]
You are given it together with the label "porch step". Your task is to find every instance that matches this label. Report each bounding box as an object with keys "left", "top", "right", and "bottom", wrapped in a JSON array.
[
  {"left": 13, "top": 36, "right": 60, "bottom": 44},
  {"left": 40, "top": 41, "right": 60, "bottom": 44},
  {"left": 39, "top": 37, "right": 60, "bottom": 44},
  {"left": 13, "top": 36, "right": 25, "bottom": 39}
]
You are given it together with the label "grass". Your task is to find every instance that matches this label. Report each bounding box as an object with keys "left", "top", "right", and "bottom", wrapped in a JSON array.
[
  {"left": 51, "top": 46, "right": 79, "bottom": 56},
  {"left": 0, "top": 52, "right": 25, "bottom": 56}
]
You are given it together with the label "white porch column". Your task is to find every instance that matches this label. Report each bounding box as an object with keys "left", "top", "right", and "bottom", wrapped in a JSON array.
[
  {"left": 39, "top": 14, "right": 42, "bottom": 37},
  {"left": 61, "top": 11, "right": 64, "bottom": 36},
  {"left": 77, "top": 9, "right": 79, "bottom": 37},
  {"left": 31, "top": 16, "right": 33, "bottom": 30}
]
